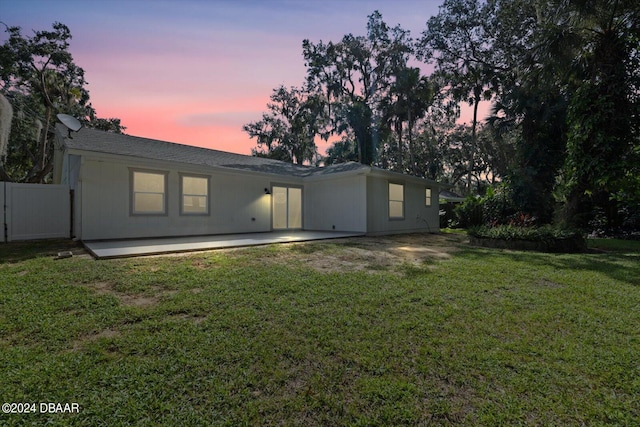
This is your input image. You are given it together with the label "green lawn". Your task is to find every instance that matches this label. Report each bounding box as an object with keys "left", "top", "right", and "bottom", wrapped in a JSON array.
[{"left": 1, "top": 235, "right": 638, "bottom": 426}]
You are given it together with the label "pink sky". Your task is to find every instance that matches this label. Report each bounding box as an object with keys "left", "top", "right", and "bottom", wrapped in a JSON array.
[{"left": 3, "top": 0, "right": 485, "bottom": 156}]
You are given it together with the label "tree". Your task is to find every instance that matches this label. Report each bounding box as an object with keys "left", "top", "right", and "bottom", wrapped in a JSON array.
[
  {"left": 418, "top": 0, "right": 501, "bottom": 192},
  {"left": 406, "top": 121, "right": 445, "bottom": 181},
  {"left": 0, "top": 22, "right": 124, "bottom": 182},
  {"left": 465, "top": 0, "right": 639, "bottom": 227},
  {"left": 324, "top": 135, "right": 358, "bottom": 165},
  {"left": 477, "top": 0, "right": 571, "bottom": 222},
  {"left": 243, "top": 85, "right": 325, "bottom": 165},
  {"left": 302, "top": 11, "right": 413, "bottom": 165},
  {"left": 558, "top": 0, "right": 640, "bottom": 228},
  {"left": 478, "top": 122, "right": 517, "bottom": 185},
  {"left": 379, "top": 67, "right": 436, "bottom": 174}
]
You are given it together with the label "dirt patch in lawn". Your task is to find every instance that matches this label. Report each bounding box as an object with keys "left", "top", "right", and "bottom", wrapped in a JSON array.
[
  {"left": 282, "top": 232, "right": 468, "bottom": 274},
  {"left": 68, "top": 328, "right": 121, "bottom": 352},
  {"left": 122, "top": 232, "right": 468, "bottom": 275},
  {"left": 87, "top": 282, "right": 178, "bottom": 307},
  {"left": 167, "top": 313, "right": 208, "bottom": 325}
]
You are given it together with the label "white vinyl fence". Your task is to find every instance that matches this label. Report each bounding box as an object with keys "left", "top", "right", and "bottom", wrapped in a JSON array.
[{"left": 1, "top": 182, "right": 71, "bottom": 242}]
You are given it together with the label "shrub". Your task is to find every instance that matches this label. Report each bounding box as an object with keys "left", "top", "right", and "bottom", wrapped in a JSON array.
[
  {"left": 482, "top": 185, "right": 519, "bottom": 225},
  {"left": 468, "top": 225, "right": 586, "bottom": 252},
  {"left": 439, "top": 202, "right": 459, "bottom": 228},
  {"left": 455, "top": 184, "right": 532, "bottom": 228},
  {"left": 454, "top": 196, "right": 483, "bottom": 228},
  {"left": 469, "top": 225, "right": 581, "bottom": 241}
]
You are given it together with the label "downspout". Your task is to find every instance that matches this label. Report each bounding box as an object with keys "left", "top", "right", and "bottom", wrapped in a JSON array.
[{"left": 69, "top": 188, "right": 74, "bottom": 239}]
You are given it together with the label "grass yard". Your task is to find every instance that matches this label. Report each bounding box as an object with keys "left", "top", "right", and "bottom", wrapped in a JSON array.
[{"left": 0, "top": 234, "right": 638, "bottom": 426}]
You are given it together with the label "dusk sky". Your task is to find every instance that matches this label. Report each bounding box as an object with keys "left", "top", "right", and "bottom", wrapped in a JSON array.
[{"left": 3, "top": 0, "right": 457, "bottom": 156}]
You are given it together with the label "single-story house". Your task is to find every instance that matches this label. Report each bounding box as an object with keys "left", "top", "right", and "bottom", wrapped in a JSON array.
[{"left": 53, "top": 126, "right": 441, "bottom": 241}]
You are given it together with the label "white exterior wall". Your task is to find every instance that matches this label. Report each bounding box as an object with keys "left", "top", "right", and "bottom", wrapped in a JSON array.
[
  {"left": 304, "top": 174, "right": 367, "bottom": 233},
  {"left": 69, "top": 149, "right": 440, "bottom": 240},
  {"left": 77, "top": 156, "right": 276, "bottom": 240},
  {"left": 366, "top": 175, "right": 439, "bottom": 235}
]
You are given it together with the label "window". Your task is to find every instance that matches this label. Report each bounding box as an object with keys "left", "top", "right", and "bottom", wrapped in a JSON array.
[
  {"left": 131, "top": 170, "right": 167, "bottom": 215},
  {"left": 425, "top": 188, "right": 432, "bottom": 206},
  {"left": 181, "top": 174, "right": 209, "bottom": 215},
  {"left": 389, "top": 182, "right": 404, "bottom": 219}
]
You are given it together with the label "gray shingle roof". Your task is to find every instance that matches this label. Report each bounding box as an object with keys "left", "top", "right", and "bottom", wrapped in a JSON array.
[
  {"left": 59, "top": 127, "right": 436, "bottom": 183},
  {"left": 61, "top": 127, "right": 370, "bottom": 178}
]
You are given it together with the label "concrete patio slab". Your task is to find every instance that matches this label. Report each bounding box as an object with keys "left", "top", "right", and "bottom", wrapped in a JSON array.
[{"left": 84, "top": 231, "right": 364, "bottom": 259}]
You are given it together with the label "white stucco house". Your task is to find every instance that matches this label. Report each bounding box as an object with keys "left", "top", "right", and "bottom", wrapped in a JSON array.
[{"left": 53, "top": 126, "right": 441, "bottom": 241}]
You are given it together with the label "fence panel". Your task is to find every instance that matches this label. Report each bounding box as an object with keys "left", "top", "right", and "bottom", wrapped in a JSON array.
[
  {"left": 0, "top": 183, "right": 4, "bottom": 242},
  {"left": 3, "top": 183, "right": 70, "bottom": 242}
]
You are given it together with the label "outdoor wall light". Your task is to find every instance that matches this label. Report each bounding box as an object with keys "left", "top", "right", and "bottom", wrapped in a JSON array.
[{"left": 264, "top": 188, "right": 271, "bottom": 195}]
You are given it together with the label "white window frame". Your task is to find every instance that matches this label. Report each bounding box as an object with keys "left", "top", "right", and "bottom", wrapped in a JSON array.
[
  {"left": 180, "top": 173, "right": 210, "bottom": 216},
  {"left": 388, "top": 182, "right": 405, "bottom": 220},
  {"left": 425, "top": 187, "right": 432, "bottom": 207},
  {"left": 130, "top": 169, "right": 168, "bottom": 216}
]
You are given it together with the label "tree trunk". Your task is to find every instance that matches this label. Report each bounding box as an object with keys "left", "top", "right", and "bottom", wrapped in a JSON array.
[
  {"left": 396, "top": 120, "right": 403, "bottom": 170},
  {"left": 39, "top": 105, "right": 52, "bottom": 182},
  {"left": 28, "top": 161, "right": 53, "bottom": 184},
  {"left": 562, "top": 181, "right": 589, "bottom": 228},
  {"left": 469, "top": 90, "right": 481, "bottom": 195},
  {"left": 408, "top": 108, "right": 415, "bottom": 175},
  {"left": 0, "top": 165, "right": 12, "bottom": 182}
]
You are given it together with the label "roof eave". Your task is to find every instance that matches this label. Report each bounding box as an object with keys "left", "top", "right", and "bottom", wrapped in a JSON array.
[{"left": 368, "top": 167, "right": 442, "bottom": 187}]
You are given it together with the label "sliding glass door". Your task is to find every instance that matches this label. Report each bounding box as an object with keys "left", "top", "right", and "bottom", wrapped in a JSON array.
[{"left": 272, "top": 186, "right": 302, "bottom": 230}]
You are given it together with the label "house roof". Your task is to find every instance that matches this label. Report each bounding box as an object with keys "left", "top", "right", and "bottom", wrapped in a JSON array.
[
  {"left": 58, "top": 126, "right": 437, "bottom": 184},
  {"left": 60, "top": 126, "right": 321, "bottom": 177},
  {"left": 439, "top": 190, "right": 466, "bottom": 202}
]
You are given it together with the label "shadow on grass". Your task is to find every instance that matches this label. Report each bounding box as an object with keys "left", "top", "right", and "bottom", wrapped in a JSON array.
[
  {"left": 588, "top": 238, "right": 640, "bottom": 253},
  {"left": 458, "top": 245, "right": 640, "bottom": 287},
  {"left": 0, "top": 239, "right": 84, "bottom": 264}
]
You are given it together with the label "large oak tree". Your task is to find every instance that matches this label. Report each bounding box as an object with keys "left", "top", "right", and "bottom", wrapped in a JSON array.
[{"left": 0, "top": 22, "right": 124, "bottom": 183}]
